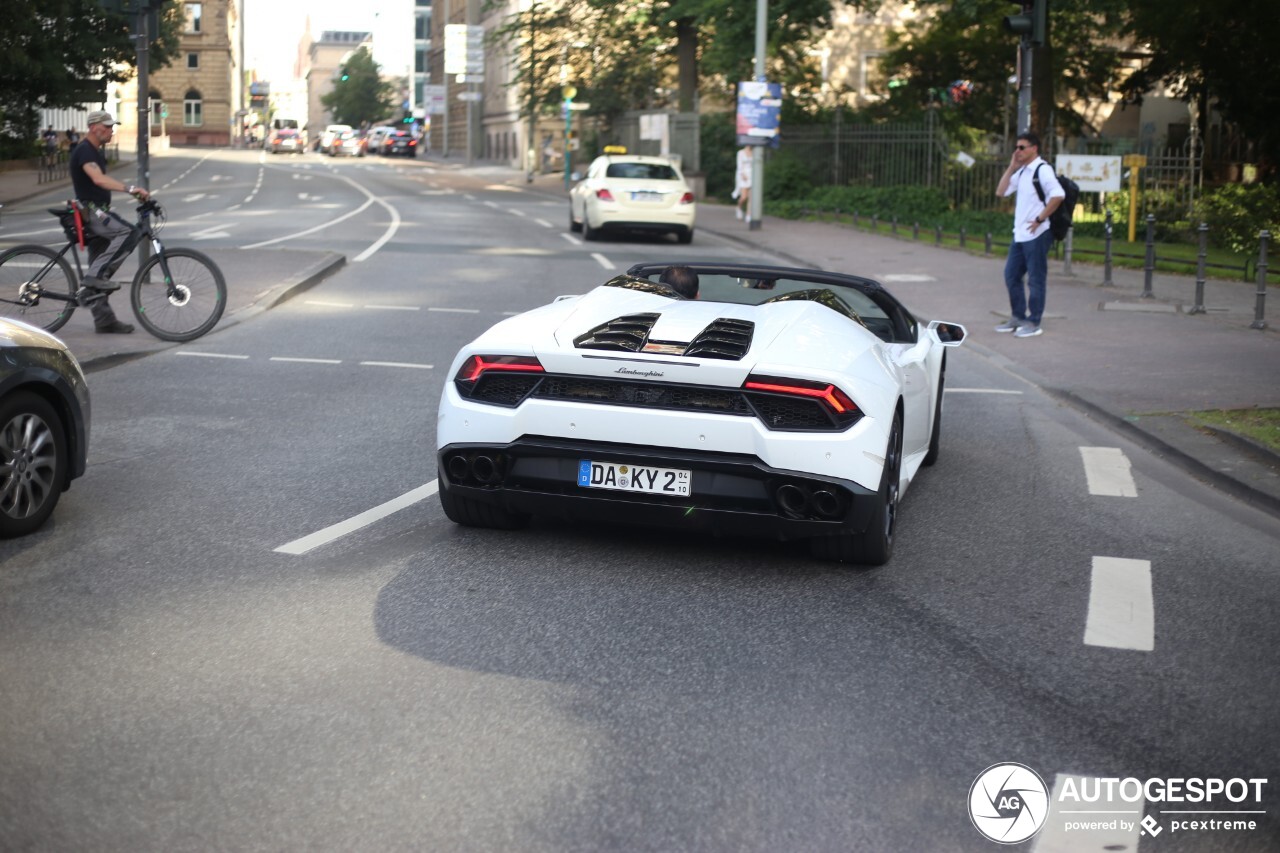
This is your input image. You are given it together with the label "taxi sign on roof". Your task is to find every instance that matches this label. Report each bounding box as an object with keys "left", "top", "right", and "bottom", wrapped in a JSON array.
[{"left": 603, "top": 145, "right": 628, "bottom": 154}]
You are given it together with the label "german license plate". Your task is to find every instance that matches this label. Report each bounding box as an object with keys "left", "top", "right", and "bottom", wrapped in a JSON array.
[
  {"left": 630, "top": 191, "right": 662, "bottom": 202},
  {"left": 577, "top": 460, "right": 691, "bottom": 496}
]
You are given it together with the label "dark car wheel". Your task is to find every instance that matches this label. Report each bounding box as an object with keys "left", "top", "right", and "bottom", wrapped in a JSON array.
[
  {"left": 582, "top": 215, "right": 599, "bottom": 241},
  {"left": 923, "top": 354, "right": 945, "bottom": 467},
  {"left": 677, "top": 228, "right": 694, "bottom": 245},
  {"left": 0, "top": 391, "right": 67, "bottom": 538},
  {"left": 439, "top": 481, "right": 530, "bottom": 530},
  {"left": 810, "top": 410, "right": 901, "bottom": 565},
  {"left": 569, "top": 206, "right": 583, "bottom": 233}
]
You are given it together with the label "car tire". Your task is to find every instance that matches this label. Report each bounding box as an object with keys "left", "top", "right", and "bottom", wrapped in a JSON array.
[
  {"left": 439, "top": 481, "right": 530, "bottom": 530},
  {"left": 569, "top": 206, "right": 583, "bottom": 233},
  {"left": 677, "top": 228, "right": 694, "bottom": 245},
  {"left": 810, "top": 409, "right": 901, "bottom": 565},
  {"left": 0, "top": 391, "right": 67, "bottom": 538},
  {"left": 922, "top": 354, "right": 945, "bottom": 467},
  {"left": 582, "top": 215, "right": 599, "bottom": 242}
]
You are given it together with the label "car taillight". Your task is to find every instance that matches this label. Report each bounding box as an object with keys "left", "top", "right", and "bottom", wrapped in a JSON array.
[
  {"left": 408, "top": 140, "right": 417, "bottom": 146},
  {"left": 456, "top": 355, "right": 544, "bottom": 384},
  {"left": 679, "top": 192, "right": 695, "bottom": 205},
  {"left": 596, "top": 188, "right": 615, "bottom": 202},
  {"left": 743, "top": 374, "right": 861, "bottom": 421}
]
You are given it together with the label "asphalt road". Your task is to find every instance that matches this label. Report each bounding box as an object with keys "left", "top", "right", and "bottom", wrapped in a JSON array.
[{"left": 1, "top": 149, "right": 1277, "bottom": 851}]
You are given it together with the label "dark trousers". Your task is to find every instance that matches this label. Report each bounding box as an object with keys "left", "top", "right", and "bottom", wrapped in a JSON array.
[{"left": 1003, "top": 230, "right": 1053, "bottom": 325}]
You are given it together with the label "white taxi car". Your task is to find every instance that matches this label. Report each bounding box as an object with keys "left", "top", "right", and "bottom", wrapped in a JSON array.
[{"left": 569, "top": 150, "right": 696, "bottom": 244}]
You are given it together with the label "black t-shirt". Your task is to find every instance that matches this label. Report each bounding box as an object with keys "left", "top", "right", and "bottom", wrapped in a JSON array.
[{"left": 69, "top": 140, "right": 110, "bottom": 206}]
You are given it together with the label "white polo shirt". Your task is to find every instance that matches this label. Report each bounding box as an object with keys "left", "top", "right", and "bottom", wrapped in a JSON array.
[{"left": 1004, "top": 156, "right": 1065, "bottom": 243}]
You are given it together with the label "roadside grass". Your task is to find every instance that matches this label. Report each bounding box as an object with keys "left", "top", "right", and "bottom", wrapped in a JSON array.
[{"left": 1185, "top": 408, "right": 1280, "bottom": 454}]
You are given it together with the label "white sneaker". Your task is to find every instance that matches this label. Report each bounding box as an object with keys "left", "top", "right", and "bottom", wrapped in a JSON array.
[
  {"left": 1014, "top": 323, "right": 1043, "bottom": 338},
  {"left": 745, "top": 215, "right": 752, "bottom": 225},
  {"left": 735, "top": 208, "right": 743, "bottom": 220},
  {"left": 994, "top": 318, "right": 1022, "bottom": 333}
]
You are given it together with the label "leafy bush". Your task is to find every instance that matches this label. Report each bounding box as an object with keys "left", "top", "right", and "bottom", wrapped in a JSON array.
[
  {"left": 700, "top": 112, "right": 737, "bottom": 199},
  {"left": 762, "top": 147, "right": 815, "bottom": 200},
  {"left": 1194, "top": 183, "right": 1280, "bottom": 253}
]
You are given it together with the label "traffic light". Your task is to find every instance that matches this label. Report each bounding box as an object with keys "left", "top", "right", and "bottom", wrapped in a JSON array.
[
  {"left": 340, "top": 73, "right": 350, "bottom": 82},
  {"left": 1003, "top": 1, "right": 1047, "bottom": 47}
]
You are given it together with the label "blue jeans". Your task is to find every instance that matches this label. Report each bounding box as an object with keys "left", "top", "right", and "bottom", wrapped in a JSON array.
[{"left": 1003, "top": 230, "right": 1053, "bottom": 325}]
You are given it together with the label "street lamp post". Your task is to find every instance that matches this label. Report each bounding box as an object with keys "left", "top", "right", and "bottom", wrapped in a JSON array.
[{"left": 749, "top": 0, "right": 766, "bottom": 230}]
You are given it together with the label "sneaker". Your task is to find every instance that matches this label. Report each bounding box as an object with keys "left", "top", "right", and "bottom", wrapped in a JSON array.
[
  {"left": 993, "top": 318, "right": 1023, "bottom": 333},
  {"left": 1014, "top": 323, "right": 1043, "bottom": 338},
  {"left": 735, "top": 208, "right": 744, "bottom": 220},
  {"left": 95, "top": 320, "right": 135, "bottom": 334},
  {"left": 81, "top": 276, "right": 120, "bottom": 293}
]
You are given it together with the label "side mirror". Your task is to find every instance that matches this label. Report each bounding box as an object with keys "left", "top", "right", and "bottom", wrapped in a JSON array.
[
  {"left": 570, "top": 171, "right": 583, "bottom": 182},
  {"left": 926, "top": 320, "right": 967, "bottom": 346}
]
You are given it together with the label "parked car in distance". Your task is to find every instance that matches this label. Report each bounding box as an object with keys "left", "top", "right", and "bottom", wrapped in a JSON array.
[
  {"left": 318, "top": 124, "right": 352, "bottom": 155},
  {"left": 366, "top": 127, "right": 393, "bottom": 154},
  {"left": 0, "top": 317, "right": 90, "bottom": 538},
  {"left": 331, "top": 129, "right": 367, "bottom": 157},
  {"left": 267, "top": 127, "right": 304, "bottom": 154},
  {"left": 381, "top": 128, "right": 417, "bottom": 157}
]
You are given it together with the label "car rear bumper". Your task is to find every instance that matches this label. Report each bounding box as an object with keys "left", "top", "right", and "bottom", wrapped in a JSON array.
[{"left": 437, "top": 436, "right": 879, "bottom": 541}]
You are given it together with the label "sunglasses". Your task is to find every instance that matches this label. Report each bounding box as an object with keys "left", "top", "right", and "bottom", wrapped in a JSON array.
[{"left": 1015, "top": 144, "right": 1033, "bottom": 150}]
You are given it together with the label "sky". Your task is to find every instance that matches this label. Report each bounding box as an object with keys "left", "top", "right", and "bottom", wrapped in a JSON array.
[{"left": 243, "top": 0, "right": 414, "bottom": 85}]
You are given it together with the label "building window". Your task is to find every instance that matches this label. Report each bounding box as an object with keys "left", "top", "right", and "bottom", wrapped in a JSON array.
[
  {"left": 415, "top": 13, "right": 431, "bottom": 41},
  {"left": 183, "top": 89, "right": 203, "bottom": 126},
  {"left": 185, "top": 3, "right": 202, "bottom": 34},
  {"left": 860, "top": 51, "right": 887, "bottom": 98},
  {"left": 415, "top": 49, "right": 427, "bottom": 74},
  {"left": 187, "top": 52, "right": 199, "bottom": 69}
]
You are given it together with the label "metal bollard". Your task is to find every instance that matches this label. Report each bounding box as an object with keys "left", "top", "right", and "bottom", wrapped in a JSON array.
[
  {"left": 853, "top": 210, "right": 859, "bottom": 227},
  {"left": 892, "top": 215, "right": 898, "bottom": 235},
  {"left": 913, "top": 222, "right": 919, "bottom": 240},
  {"left": 935, "top": 224, "right": 942, "bottom": 246},
  {"left": 985, "top": 232, "right": 992, "bottom": 255},
  {"left": 1102, "top": 210, "right": 1114, "bottom": 287},
  {"left": 1189, "top": 222, "right": 1208, "bottom": 314},
  {"left": 871, "top": 214, "right": 878, "bottom": 231},
  {"left": 960, "top": 227, "right": 966, "bottom": 249},
  {"left": 1141, "top": 214, "right": 1156, "bottom": 298},
  {"left": 1252, "top": 230, "right": 1270, "bottom": 330},
  {"left": 1063, "top": 227, "right": 1073, "bottom": 276}
]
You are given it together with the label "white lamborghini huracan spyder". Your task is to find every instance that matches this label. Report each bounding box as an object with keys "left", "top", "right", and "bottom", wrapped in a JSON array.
[{"left": 436, "top": 262, "right": 966, "bottom": 564}]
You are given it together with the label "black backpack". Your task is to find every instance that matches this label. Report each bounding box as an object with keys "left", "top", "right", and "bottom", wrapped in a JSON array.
[{"left": 1032, "top": 163, "right": 1080, "bottom": 241}]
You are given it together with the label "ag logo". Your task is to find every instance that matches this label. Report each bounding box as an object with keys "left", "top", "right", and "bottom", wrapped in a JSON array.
[{"left": 968, "top": 763, "right": 1049, "bottom": 844}]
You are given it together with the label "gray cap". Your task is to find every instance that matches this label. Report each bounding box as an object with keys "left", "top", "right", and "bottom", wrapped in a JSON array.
[{"left": 86, "top": 110, "right": 116, "bottom": 127}]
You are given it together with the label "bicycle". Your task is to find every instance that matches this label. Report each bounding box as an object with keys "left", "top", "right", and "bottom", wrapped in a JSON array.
[{"left": 0, "top": 199, "right": 226, "bottom": 342}]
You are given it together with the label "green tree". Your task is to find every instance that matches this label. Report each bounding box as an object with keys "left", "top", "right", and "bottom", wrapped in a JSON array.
[
  {"left": 1123, "top": 0, "right": 1280, "bottom": 173},
  {"left": 0, "top": 0, "right": 181, "bottom": 155},
  {"left": 320, "top": 46, "right": 396, "bottom": 128},
  {"left": 871, "top": 0, "right": 1127, "bottom": 140}
]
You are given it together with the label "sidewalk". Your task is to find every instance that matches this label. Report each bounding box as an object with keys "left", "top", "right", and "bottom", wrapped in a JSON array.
[{"left": 5, "top": 156, "right": 1278, "bottom": 517}]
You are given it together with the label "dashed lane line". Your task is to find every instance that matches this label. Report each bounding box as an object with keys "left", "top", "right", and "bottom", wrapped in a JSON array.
[
  {"left": 591, "top": 252, "right": 614, "bottom": 270},
  {"left": 1035, "top": 773, "right": 1145, "bottom": 853},
  {"left": 359, "top": 361, "right": 434, "bottom": 369},
  {"left": 274, "top": 480, "right": 440, "bottom": 555},
  {"left": 946, "top": 388, "right": 1024, "bottom": 394},
  {"left": 1080, "top": 447, "right": 1138, "bottom": 497},
  {"left": 428, "top": 307, "right": 480, "bottom": 314},
  {"left": 1084, "top": 556, "right": 1155, "bottom": 651},
  {"left": 269, "top": 357, "right": 342, "bottom": 365},
  {"left": 175, "top": 351, "right": 249, "bottom": 360}
]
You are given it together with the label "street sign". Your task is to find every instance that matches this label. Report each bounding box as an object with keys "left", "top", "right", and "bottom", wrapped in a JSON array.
[
  {"left": 736, "top": 80, "right": 782, "bottom": 147},
  {"left": 424, "top": 84, "right": 446, "bottom": 116},
  {"left": 444, "top": 24, "right": 484, "bottom": 75},
  {"left": 455, "top": 74, "right": 485, "bottom": 84},
  {"left": 457, "top": 92, "right": 483, "bottom": 102}
]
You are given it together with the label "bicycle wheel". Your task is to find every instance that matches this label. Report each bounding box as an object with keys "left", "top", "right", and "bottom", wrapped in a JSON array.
[
  {"left": 0, "top": 244, "right": 77, "bottom": 334},
  {"left": 130, "top": 247, "right": 226, "bottom": 342}
]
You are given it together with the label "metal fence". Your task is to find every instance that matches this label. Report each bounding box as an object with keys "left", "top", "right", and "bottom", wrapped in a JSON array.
[{"left": 777, "top": 121, "right": 1204, "bottom": 219}]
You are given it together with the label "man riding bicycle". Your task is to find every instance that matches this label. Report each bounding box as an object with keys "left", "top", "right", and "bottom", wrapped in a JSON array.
[{"left": 69, "top": 110, "right": 150, "bottom": 334}]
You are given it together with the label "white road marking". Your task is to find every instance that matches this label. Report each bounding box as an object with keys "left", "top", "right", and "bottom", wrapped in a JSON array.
[
  {"left": 269, "top": 357, "right": 343, "bottom": 365},
  {"left": 183, "top": 193, "right": 208, "bottom": 202},
  {"left": 359, "top": 361, "right": 433, "bottom": 369},
  {"left": 534, "top": 218, "right": 553, "bottom": 228},
  {"left": 1084, "top": 557, "right": 1155, "bottom": 651},
  {"left": 483, "top": 200, "right": 501, "bottom": 209},
  {"left": 240, "top": 197, "right": 373, "bottom": 248},
  {"left": 945, "top": 388, "right": 1024, "bottom": 394},
  {"left": 509, "top": 208, "right": 527, "bottom": 217},
  {"left": 274, "top": 480, "right": 440, "bottom": 555},
  {"left": 353, "top": 195, "right": 401, "bottom": 262},
  {"left": 190, "top": 223, "right": 233, "bottom": 240},
  {"left": 1035, "top": 773, "right": 1144, "bottom": 853},
  {"left": 363, "top": 304, "right": 420, "bottom": 311},
  {"left": 305, "top": 300, "right": 356, "bottom": 308},
  {"left": 175, "top": 351, "right": 249, "bottom": 360},
  {"left": 591, "top": 252, "right": 614, "bottom": 270},
  {"left": 1080, "top": 447, "right": 1138, "bottom": 497},
  {"left": 428, "top": 307, "right": 480, "bottom": 314},
  {"left": 561, "top": 233, "right": 582, "bottom": 246}
]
